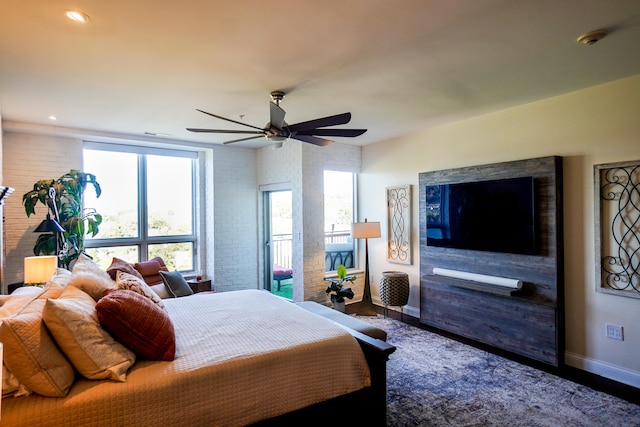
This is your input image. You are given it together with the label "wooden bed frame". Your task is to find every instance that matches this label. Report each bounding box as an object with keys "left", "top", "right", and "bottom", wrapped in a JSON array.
[{"left": 254, "top": 313, "right": 396, "bottom": 426}]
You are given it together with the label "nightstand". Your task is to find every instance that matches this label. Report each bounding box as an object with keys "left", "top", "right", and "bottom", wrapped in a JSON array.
[{"left": 187, "top": 278, "right": 212, "bottom": 293}]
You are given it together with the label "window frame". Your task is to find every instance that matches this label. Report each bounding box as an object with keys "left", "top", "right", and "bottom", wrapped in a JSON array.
[
  {"left": 82, "top": 141, "right": 200, "bottom": 272},
  {"left": 323, "top": 169, "right": 358, "bottom": 273}
]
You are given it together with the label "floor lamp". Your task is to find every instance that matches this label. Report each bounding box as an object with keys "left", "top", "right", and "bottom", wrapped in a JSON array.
[
  {"left": 351, "top": 219, "right": 381, "bottom": 316},
  {"left": 34, "top": 187, "right": 65, "bottom": 261}
]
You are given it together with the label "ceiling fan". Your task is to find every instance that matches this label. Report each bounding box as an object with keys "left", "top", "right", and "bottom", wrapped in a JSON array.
[{"left": 187, "top": 91, "right": 367, "bottom": 147}]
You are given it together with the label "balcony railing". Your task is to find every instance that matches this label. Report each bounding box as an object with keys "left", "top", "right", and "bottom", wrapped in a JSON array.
[{"left": 272, "top": 231, "right": 354, "bottom": 271}]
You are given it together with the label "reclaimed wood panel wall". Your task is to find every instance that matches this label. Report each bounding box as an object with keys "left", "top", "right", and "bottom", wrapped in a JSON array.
[{"left": 419, "top": 156, "right": 564, "bottom": 366}]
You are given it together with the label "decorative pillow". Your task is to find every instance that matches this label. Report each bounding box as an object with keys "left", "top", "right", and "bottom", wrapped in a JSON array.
[
  {"left": 115, "top": 270, "right": 165, "bottom": 308},
  {"left": 0, "top": 294, "right": 37, "bottom": 319},
  {"left": 106, "top": 257, "right": 144, "bottom": 281},
  {"left": 150, "top": 283, "right": 171, "bottom": 299},
  {"left": 9, "top": 286, "right": 44, "bottom": 297},
  {"left": 1, "top": 288, "right": 40, "bottom": 397},
  {"left": 0, "top": 298, "right": 76, "bottom": 397},
  {"left": 68, "top": 254, "right": 116, "bottom": 301},
  {"left": 159, "top": 270, "right": 194, "bottom": 298},
  {"left": 38, "top": 267, "right": 73, "bottom": 300},
  {"left": 96, "top": 290, "right": 176, "bottom": 361},
  {"left": 43, "top": 286, "right": 135, "bottom": 382}
]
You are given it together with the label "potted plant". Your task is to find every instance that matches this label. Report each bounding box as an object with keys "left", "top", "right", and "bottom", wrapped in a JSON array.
[
  {"left": 23, "top": 169, "right": 102, "bottom": 269},
  {"left": 324, "top": 265, "right": 356, "bottom": 312}
]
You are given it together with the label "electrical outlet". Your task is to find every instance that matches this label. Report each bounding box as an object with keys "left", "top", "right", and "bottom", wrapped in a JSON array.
[{"left": 605, "top": 324, "right": 624, "bottom": 341}]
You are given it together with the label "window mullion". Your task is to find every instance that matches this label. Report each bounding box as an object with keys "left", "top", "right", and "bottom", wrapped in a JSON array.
[{"left": 139, "top": 153, "right": 149, "bottom": 261}]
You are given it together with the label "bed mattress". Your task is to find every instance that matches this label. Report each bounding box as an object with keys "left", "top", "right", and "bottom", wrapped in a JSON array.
[{"left": 2, "top": 290, "right": 370, "bottom": 426}]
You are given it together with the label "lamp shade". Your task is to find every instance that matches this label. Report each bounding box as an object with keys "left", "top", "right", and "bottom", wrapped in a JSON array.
[
  {"left": 24, "top": 255, "right": 58, "bottom": 285},
  {"left": 34, "top": 214, "right": 65, "bottom": 233},
  {"left": 351, "top": 220, "right": 381, "bottom": 239}
]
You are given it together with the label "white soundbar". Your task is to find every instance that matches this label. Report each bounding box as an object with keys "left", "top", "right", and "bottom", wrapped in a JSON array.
[{"left": 432, "top": 267, "right": 523, "bottom": 289}]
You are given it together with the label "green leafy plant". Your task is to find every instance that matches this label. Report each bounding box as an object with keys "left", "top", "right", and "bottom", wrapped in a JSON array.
[
  {"left": 324, "top": 265, "right": 356, "bottom": 303},
  {"left": 23, "top": 170, "right": 102, "bottom": 268}
]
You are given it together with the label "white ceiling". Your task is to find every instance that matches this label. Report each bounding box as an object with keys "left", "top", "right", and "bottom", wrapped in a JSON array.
[{"left": 1, "top": 0, "right": 640, "bottom": 148}]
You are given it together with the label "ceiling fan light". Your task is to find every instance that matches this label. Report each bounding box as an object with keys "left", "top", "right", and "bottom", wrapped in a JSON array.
[
  {"left": 266, "top": 135, "right": 287, "bottom": 143},
  {"left": 271, "top": 142, "right": 284, "bottom": 149}
]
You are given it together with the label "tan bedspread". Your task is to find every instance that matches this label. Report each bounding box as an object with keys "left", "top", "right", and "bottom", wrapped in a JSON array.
[{"left": 2, "top": 290, "right": 370, "bottom": 426}]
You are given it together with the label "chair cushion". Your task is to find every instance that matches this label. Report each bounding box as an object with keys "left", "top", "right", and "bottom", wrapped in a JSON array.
[
  {"left": 273, "top": 264, "right": 293, "bottom": 278},
  {"left": 134, "top": 257, "right": 169, "bottom": 285}
]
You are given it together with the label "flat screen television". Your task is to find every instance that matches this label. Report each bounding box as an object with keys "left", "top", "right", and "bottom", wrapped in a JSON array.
[{"left": 425, "top": 176, "right": 536, "bottom": 255}]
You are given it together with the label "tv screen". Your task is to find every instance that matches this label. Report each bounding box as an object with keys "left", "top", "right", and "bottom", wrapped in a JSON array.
[{"left": 425, "top": 176, "right": 536, "bottom": 255}]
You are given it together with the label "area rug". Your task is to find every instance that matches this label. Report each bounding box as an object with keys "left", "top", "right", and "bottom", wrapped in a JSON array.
[{"left": 359, "top": 316, "right": 640, "bottom": 427}]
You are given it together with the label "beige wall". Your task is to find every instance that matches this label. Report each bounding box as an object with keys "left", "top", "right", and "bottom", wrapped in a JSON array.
[{"left": 361, "top": 74, "right": 640, "bottom": 387}]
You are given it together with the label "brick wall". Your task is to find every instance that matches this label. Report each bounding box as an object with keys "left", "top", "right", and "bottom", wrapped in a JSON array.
[
  {"left": 212, "top": 145, "right": 258, "bottom": 292},
  {"left": 1, "top": 128, "right": 258, "bottom": 295},
  {"left": 1, "top": 127, "right": 359, "bottom": 300},
  {"left": 257, "top": 140, "right": 361, "bottom": 303},
  {"left": 2, "top": 132, "right": 83, "bottom": 287}
]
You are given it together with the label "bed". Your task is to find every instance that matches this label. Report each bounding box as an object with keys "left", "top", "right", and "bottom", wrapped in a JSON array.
[{"left": 1, "top": 283, "right": 394, "bottom": 426}]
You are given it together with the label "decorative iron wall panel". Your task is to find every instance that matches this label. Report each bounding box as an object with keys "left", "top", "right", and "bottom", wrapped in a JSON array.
[
  {"left": 386, "top": 185, "right": 412, "bottom": 265},
  {"left": 595, "top": 160, "right": 640, "bottom": 298}
]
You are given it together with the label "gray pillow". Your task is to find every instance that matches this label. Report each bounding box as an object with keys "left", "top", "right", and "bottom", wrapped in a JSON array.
[{"left": 159, "top": 271, "right": 194, "bottom": 298}]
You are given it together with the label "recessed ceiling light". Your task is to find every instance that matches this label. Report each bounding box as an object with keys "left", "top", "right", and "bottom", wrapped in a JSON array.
[
  {"left": 65, "top": 10, "right": 90, "bottom": 23},
  {"left": 48, "top": 116, "right": 57, "bottom": 121}
]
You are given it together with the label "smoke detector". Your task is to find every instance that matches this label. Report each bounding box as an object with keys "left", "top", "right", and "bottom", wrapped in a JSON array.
[{"left": 577, "top": 29, "right": 608, "bottom": 45}]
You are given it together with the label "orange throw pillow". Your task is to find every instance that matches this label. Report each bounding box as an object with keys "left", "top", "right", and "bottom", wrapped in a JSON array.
[{"left": 96, "top": 290, "right": 176, "bottom": 361}]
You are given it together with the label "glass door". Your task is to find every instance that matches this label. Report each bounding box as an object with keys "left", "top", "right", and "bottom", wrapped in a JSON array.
[{"left": 264, "top": 190, "right": 293, "bottom": 299}]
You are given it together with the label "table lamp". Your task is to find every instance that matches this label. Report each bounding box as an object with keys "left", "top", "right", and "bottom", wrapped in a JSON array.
[
  {"left": 351, "top": 219, "right": 381, "bottom": 316},
  {"left": 24, "top": 255, "right": 58, "bottom": 286}
]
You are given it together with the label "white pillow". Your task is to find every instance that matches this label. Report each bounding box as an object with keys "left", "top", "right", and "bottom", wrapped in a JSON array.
[
  {"left": 150, "top": 283, "right": 171, "bottom": 299},
  {"left": 68, "top": 254, "right": 116, "bottom": 301},
  {"left": 43, "top": 285, "right": 135, "bottom": 382},
  {"left": 9, "top": 286, "right": 44, "bottom": 297},
  {"left": 40, "top": 267, "right": 73, "bottom": 299}
]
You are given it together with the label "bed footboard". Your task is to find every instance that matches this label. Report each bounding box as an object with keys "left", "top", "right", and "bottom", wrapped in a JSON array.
[
  {"left": 253, "top": 311, "right": 396, "bottom": 427},
  {"left": 350, "top": 328, "right": 397, "bottom": 424}
]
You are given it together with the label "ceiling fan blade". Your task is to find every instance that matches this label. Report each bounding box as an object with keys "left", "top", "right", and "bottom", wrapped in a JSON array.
[
  {"left": 291, "top": 134, "right": 334, "bottom": 147},
  {"left": 270, "top": 102, "right": 286, "bottom": 130},
  {"left": 223, "top": 135, "right": 265, "bottom": 145},
  {"left": 295, "top": 128, "right": 367, "bottom": 137},
  {"left": 196, "top": 109, "right": 265, "bottom": 131},
  {"left": 187, "top": 128, "right": 264, "bottom": 135},
  {"left": 287, "top": 112, "right": 352, "bottom": 132}
]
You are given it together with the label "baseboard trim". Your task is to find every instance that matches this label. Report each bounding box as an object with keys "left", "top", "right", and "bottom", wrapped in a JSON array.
[
  {"left": 371, "top": 298, "right": 420, "bottom": 319},
  {"left": 564, "top": 351, "right": 640, "bottom": 389}
]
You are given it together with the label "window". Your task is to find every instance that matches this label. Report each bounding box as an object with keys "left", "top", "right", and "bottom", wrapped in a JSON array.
[
  {"left": 82, "top": 143, "right": 198, "bottom": 272},
  {"left": 324, "top": 170, "right": 356, "bottom": 272}
]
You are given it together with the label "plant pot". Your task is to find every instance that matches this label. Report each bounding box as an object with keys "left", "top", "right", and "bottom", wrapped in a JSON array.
[{"left": 333, "top": 301, "right": 346, "bottom": 312}]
